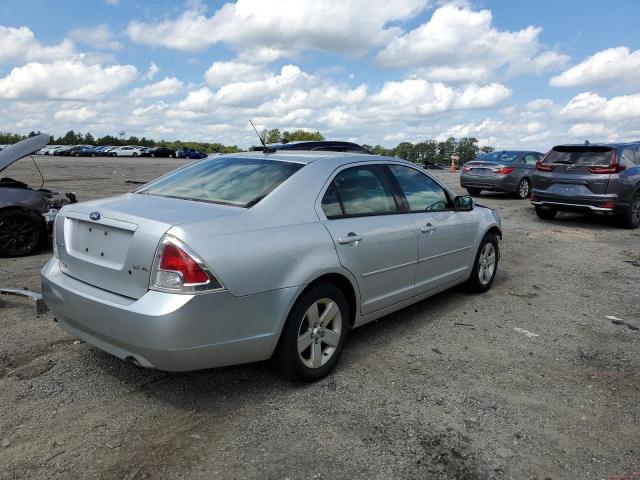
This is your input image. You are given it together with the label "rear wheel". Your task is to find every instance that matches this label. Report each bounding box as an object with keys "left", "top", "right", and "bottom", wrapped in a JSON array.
[
  {"left": 273, "top": 283, "right": 349, "bottom": 382},
  {"left": 132, "top": 152, "right": 138, "bottom": 157},
  {"left": 467, "top": 187, "right": 482, "bottom": 196},
  {"left": 535, "top": 206, "right": 557, "bottom": 220},
  {"left": 516, "top": 178, "right": 531, "bottom": 199},
  {"left": 619, "top": 192, "right": 640, "bottom": 229},
  {"left": 0, "top": 210, "right": 44, "bottom": 257},
  {"left": 465, "top": 233, "right": 499, "bottom": 293}
]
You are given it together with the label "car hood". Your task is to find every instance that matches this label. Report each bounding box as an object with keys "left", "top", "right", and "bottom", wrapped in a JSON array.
[{"left": 0, "top": 134, "right": 50, "bottom": 173}]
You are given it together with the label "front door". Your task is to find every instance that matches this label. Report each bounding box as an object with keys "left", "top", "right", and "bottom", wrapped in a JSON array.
[
  {"left": 320, "top": 165, "right": 418, "bottom": 315},
  {"left": 386, "top": 164, "right": 477, "bottom": 292}
]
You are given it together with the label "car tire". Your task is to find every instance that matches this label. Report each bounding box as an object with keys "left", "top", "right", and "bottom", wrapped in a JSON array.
[
  {"left": 535, "top": 206, "right": 557, "bottom": 220},
  {"left": 132, "top": 153, "right": 138, "bottom": 157},
  {"left": 465, "top": 233, "right": 499, "bottom": 293},
  {"left": 516, "top": 178, "right": 531, "bottom": 199},
  {"left": 467, "top": 188, "right": 482, "bottom": 196},
  {"left": 619, "top": 192, "right": 640, "bottom": 229},
  {"left": 0, "top": 210, "right": 44, "bottom": 257},
  {"left": 273, "top": 282, "right": 349, "bottom": 382}
]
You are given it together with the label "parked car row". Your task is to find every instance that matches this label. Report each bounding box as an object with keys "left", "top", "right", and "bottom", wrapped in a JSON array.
[
  {"left": 35, "top": 144, "right": 207, "bottom": 158},
  {"left": 460, "top": 142, "right": 640, "bottom": 228}
]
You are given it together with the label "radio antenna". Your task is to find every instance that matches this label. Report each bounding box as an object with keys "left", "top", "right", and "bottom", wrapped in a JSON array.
[{"left": 249, "top": 120, "right": 275, "bottom": 153}]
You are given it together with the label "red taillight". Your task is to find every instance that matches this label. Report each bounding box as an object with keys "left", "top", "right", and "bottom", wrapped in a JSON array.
[
  {"left": 159, "top": 242, "right": 209, "bottom": 284},
  {"left": 494, "top": 167, "right": 514, "bottom": 175},
  {"left": 462, "top": 166, "right": 471, "bottom": 172},
  {"left": 587, "top": 151, "right": 625, "bottom": 174},
  {"left": 536, "top": 161, "right": 554, "bottom": 172},
  {"left": 600, "top": 201, "right": 616, "bottom": 209}
]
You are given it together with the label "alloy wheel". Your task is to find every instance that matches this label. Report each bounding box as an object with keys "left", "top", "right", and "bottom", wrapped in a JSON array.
[
  {"left": 518, "top": 179, "right": 530, "bottom": 199},
  {"left": 297, "top": 298, "right": 342, "bottom": 369},
  {"left": 632, "top": 196, "right": 640, "bottom": 226},
  {"left": 478, "top": 242, "right": 496, "bottom": 285},
  {"left": 0, "top": 214, "right": 39, "bottom": 256}
]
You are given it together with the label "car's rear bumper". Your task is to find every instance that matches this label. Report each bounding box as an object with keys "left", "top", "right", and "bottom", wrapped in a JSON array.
[
  {"left": 460, "top": 173, "right": 517, "bottom": 193},
  {"left": 41, "top": 257, "right": 296, "bottom": 371},
  {"left": 530, "top": 190, "right": 626, "bottom": 212}
]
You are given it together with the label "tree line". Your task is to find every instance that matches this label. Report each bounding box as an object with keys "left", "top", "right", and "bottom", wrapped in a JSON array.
[{"left": 1, "top": 130, "right": 494, "bottom": 164}]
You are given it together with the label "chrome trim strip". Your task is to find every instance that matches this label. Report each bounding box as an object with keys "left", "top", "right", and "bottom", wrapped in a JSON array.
[
  {"left": 419, "top": 246, "right": 471, "bottom": 264},
  {"left": 361, "top": 259, "right": 418, "bottom": 278},
  {"left": 531, "top": 201, "right": 614, "bottom": 211}
]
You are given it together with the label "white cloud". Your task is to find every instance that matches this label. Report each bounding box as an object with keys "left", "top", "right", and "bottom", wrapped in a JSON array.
[
  {"left": 143, "top": 62, "right": 160, "bottom": 81},
  {"left": 69, "top": 24, "right": 122, "bottom": 50},
  {"left": 127, "top": 0, "right": 427, "bottom": 60},
  {"left": 204, "top": 61, "right": 266, "bottom": 87},
  {"left": 130, "top": 77, "right": 183, "bottom": 98},
  {"left": 0, "top": 25, "right": 75, "bottom": 65},
  {"left": 560, "top": 91, "right": 640, "bottom": 121},
  {"left": 53, "top": 107, "right": 97, "bottom": 123},
  {"left": 550, "top": 47, "right": 640, "bottom": 90},
  {"left": 376, "top": 5, "right": 568, "bottom": 81},
  {"left": 0, "top": 60, "right": 137, "bottom": 100}
]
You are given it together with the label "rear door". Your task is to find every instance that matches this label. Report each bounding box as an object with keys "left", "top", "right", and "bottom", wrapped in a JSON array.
[
  {"left": 320, "top": 164, "right": 418, "bottom": 315},
  {"left": 386, "top": 164, "right": 477, "bottom": 292},
  {"left": 535, "top": 146, "right": 614, "bottom": 200}
]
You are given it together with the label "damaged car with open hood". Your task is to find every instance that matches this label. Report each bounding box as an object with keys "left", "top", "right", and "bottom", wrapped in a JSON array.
[{"left": 0, "top": 134, "right": 77, "bottom": 257}]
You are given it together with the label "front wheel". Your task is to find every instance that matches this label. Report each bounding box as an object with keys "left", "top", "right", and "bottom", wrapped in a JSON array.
[
  {"left": 467, "top": 187, "right": 482, "bottom": 196},
  {"left": 0, "top": 210, "right": 44, "bottom": 257},
  {"left": 619, "top": 192, "right": 640, "bottom": 229},
  {"left": 516, "top": 178, "right": 530, "bottom": 199},
  {"left": 465, "top": 233, "right": 499, "bottom": 293},
  {"left": 273, "top": 283, "right": 349, "bottom": 382}
]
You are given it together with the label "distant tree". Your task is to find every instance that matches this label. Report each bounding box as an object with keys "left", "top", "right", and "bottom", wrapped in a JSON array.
[
  {"left": 264, "top": 128, "right": 281, "bottom": 144},
  {"left": 282, "top": 130, "right": 325, "bottom": 142},
  {"left": 455, "top": 137, "right": 479, "bottom": 164},
  {"left": 480, "top": 146, "right": 494, "bottom": 154}
]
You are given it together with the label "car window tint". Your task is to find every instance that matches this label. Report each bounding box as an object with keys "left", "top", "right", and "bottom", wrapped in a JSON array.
[
  {"left": 321, "top": 184, "right": 344, "bottom": 218},
  {"left": 332, "top": 166, "right": 398, "bottom": 215},
  {"left": 523, "top": 154, "right": 538, "bottom": 165},
  {"left": 388, "top": 165, "right": 449, "bottom": 212},
  {"left": 621, "top": 148, "right": 636, "bottom": 165},
  {"left": 138, "top": 157, "right": 303, "bottom": 207}
]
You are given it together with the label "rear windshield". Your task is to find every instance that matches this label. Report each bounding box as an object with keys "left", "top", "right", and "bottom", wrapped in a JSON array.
[
  {"left": 544, "top": 146, "right": 613, "bottom": 166},
  {"left": 476, "top": 152, "right": 518, "bottom": 163},
  {"left": 137, "top": 157, "right": 303, "bottom": 207}
]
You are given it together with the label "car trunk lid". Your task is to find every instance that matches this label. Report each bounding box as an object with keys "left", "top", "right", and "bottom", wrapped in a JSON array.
[
  {"left": 55, "top": 193, "right": 242, "bottom": 299},
  {"left": 534, "top": 146, "right": 615, "bottom": 198},
  {"left": 462, "top": 161, "right": 511, "bottom": 176}
]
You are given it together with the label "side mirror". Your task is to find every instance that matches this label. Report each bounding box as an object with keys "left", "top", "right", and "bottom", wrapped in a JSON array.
[{"left": 454, "top": 195, "right": 474, "bottom": 211}]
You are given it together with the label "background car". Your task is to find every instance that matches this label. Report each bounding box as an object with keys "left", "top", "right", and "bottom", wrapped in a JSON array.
[
  {"left": 176, "top": 148, "right": 207, "bottom": 159},
  {"left": 251, "top": 140, "right": 371, "bottom": 154},
  {"left": 62, "top": 145, "right": 103, "bottom": 157},
  {"left": 0, "top": 134, "right": 77, "bottom": 257},
  {"left": 109, "top": 146, "right": 146, "bottom": 157},
  {"left": 531, "top": 142, "right": 640, "bottom": 228},
  {"left": 141, "top": 147, "right": 176, "bottom": 158},
  {"left": 460, "top": 150, "right": 543, "bottom": 199},
  {"left": 42, "top": 151, "right": 501, "bottom": 381}
]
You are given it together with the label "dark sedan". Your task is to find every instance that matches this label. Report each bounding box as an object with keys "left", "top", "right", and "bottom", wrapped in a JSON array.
[
  {"left": 141, "top": 147, "right": 177, "bottom": 158},
  {"left": 177, "top": 148, "right": 207, "bottom": 159}
]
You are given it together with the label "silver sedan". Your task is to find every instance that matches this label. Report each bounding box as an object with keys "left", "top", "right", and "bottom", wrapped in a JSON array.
[{"left": 41, "top": 152, "right": 502, "bottom": 381}]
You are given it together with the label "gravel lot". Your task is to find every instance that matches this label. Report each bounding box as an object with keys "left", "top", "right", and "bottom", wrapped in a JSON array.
[{"left": 1, "top": 155, "right": 639, "bottom": 480}]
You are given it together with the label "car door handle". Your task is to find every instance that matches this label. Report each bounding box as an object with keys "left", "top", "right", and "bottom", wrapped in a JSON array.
[
  {"left": 338, "top": 233, "right": 363, "bottom": 244},
  {"left": 420, "top": 223, "right": 437, "bottom": 233}
]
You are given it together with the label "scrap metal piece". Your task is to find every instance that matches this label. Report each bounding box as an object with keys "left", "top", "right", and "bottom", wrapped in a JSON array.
[{"left": 0, "top": 288, "right": 48, "bottom": 314}]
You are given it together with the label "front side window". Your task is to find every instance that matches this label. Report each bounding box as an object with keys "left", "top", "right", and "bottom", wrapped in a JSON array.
[
  {"left": 138, "top": 157, "right": 303, "bottom": 207},
  {"left": 321, "top": 184, "right": 344, "bottom": 218},
  {"left": 388, "top": 165, "right": 449, "bottom": 212},
  {"left": 330, "top": 165, "right": 398, "bottom": 216}
]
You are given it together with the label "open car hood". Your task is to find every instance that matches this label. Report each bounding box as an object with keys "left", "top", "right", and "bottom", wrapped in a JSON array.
[{"left": 0, "top": 134, "right": 50, "bottom": 173}]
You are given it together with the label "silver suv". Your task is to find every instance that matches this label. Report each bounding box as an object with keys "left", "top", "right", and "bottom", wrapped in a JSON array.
[{"left": 531, "top": 143, "right": 640, "bottom": 228}]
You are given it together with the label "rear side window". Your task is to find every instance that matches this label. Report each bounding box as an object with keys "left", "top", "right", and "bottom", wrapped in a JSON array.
[
  {"left": 544, "top": 147, "right": 613, "bottom": 166},
  {"left": 388, "top": 165, "right": 450, "bottom": 212},
  {"left": 329, "top": 165, "right": 398, "bottom": 216},
  {"left": 621, "top": 148, "right": 636, "bottom": 165},
  {"left": 321, "top": 184, "right": 344, "bottom": 218},
  {"left": 138, "top": 157, "right": 303, "bottom": 207},
  {"left": 523, "top": 154, "right": 538, "bottom": 165}
]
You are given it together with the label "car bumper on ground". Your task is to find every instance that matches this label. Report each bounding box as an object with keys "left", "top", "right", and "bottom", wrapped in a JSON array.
[{"left": 41, "top": 257, "right": 296, "bottom": 371}]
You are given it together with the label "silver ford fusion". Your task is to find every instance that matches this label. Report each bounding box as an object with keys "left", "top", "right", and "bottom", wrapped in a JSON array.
[{"left": 41, "top": 152, "right": 502, "bottom": 381}]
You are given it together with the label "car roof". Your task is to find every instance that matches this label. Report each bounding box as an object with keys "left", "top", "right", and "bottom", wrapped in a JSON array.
[
  {"left": 479, "top": 150, "right": 541, "bottom": 154},
  {"left": 214, "top": 150, "right": 407, "bottom": 166},
  {"left": 554, "top": 141, "right": 640, "bottom": 149}
]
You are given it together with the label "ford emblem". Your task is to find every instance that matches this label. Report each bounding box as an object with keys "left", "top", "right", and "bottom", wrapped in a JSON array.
[{"left": 89, "top": 212, "right": 101, "bottom": 221}]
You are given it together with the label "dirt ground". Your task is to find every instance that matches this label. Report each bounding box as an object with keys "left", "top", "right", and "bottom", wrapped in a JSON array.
[{"left": 1, "top": 155, "right": 639, "bottom": 480}]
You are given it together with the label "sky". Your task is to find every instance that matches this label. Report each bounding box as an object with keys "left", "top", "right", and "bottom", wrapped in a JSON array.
[{"left": 0, "top": 0, "right": 639, "bottom": 150}]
